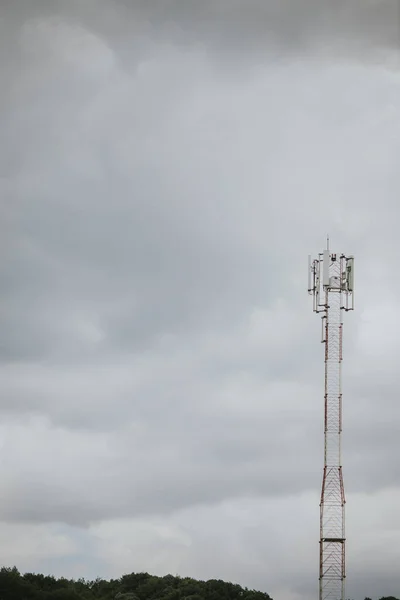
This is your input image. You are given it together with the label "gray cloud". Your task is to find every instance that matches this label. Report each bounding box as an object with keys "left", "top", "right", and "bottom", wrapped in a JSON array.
[
  {"left": 1, "top": 0, "right": 399, "bottom": 80},
  {"left": 1, "top": 2, "right": 400, "bottom": 600},
  {"left": 119, "top": 0, "right": 400, "bottom": 62}
]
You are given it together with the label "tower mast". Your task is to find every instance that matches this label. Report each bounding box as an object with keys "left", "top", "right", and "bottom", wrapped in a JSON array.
[{"left": 308, "top": 243, "right": 354, "bottom": 600}]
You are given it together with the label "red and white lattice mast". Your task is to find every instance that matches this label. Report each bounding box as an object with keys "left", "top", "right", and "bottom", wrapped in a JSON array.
[{"left": 308, "top": 239, "right": 354, "bottom": 600}]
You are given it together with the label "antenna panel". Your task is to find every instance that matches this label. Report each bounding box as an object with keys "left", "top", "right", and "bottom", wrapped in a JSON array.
[
  {"left": 323, "top": 250, "right": 330, "bottom": 287},
  {"left": 347, "top": 257, "right": 354, "bottom": 292}
]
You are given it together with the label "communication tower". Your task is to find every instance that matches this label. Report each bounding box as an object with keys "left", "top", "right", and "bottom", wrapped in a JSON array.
[{"left": 308, "top": 239, "right": 354, "bottom": 600}]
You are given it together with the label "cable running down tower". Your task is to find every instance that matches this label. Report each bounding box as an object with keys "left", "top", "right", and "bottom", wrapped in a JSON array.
[{"left": 308, "top": 241, "right": 354, "bottom": 600}]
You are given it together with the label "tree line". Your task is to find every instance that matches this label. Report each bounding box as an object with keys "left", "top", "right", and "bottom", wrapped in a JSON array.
[{"left": 0, "top": 567, "right": 272, "bottom": 600}]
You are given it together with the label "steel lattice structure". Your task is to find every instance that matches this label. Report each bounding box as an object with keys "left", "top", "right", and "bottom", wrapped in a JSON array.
[{"left": 308, "top": 241, "right": 354, "bottom": 600}]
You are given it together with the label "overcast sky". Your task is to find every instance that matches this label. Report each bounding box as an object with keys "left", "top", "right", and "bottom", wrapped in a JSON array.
[{"left": 1, "top": 1, "right": 400, "bottom": 600}]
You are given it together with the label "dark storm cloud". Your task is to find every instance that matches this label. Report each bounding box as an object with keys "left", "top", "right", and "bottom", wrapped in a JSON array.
[
  {"left": 1, "top": 0, "right": 399, "bottom": 71},
  {"left": 115, "top": 0, "right": 400, "bottom": 62}
]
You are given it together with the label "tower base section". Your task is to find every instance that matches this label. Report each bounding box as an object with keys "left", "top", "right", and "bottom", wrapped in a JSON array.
[{"left": 319, "top": 539, "right": 345, "bottom": 600}]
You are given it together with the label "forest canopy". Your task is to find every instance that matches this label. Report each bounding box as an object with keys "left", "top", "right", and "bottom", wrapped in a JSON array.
[{"left": 0, "top": 567, "right": 271, "bottom": 600}]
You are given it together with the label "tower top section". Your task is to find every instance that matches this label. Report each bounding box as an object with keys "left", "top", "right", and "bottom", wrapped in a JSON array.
[{"left": 308, "top": 240, "right": 354, "bottom": 314}]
